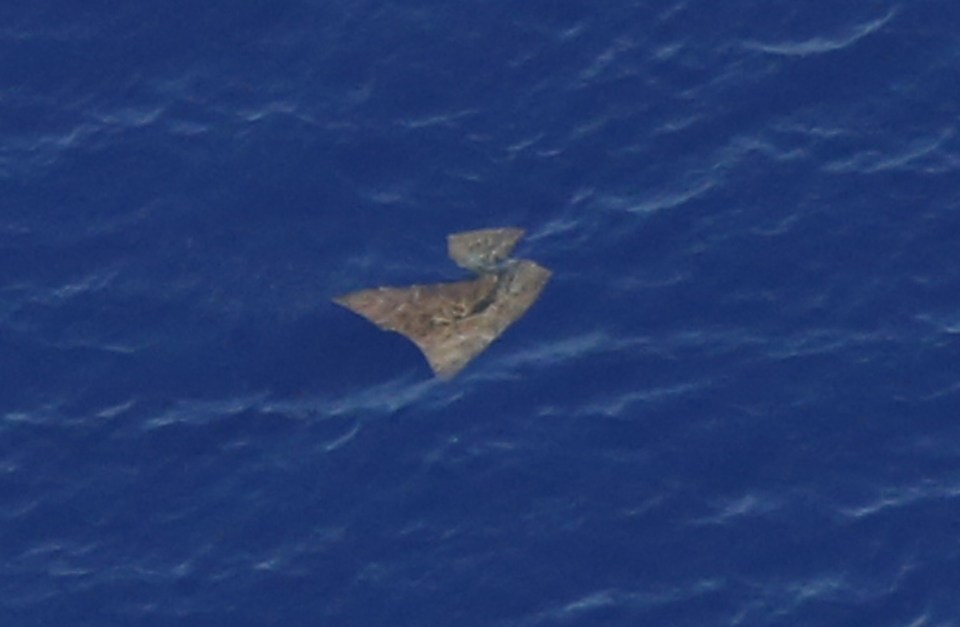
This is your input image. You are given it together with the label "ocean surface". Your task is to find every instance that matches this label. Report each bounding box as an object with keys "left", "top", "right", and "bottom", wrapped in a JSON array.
[{"left": 2, "top": 1, "right": 959, "bottom": 625}]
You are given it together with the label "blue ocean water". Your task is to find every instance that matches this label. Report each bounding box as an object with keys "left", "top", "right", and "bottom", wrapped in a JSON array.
[{"left": 3, "top": 1, "right": 960, "bottom": 625}]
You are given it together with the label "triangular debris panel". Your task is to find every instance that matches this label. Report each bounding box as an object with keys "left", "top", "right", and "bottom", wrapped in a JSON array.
[{"left": 334, "top": 227, "right": 550, "bottom": 379}]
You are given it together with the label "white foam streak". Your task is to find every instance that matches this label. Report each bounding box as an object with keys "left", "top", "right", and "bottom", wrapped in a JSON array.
[{"left": 744, "top": 10, "right": 897, "bottom": 57}]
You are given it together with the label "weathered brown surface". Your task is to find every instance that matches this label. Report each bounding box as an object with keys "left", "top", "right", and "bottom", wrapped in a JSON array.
[
  {"left": 334, "top": 228, "right": 550, "bottom": 379},
  {"left": 447, "top": 227, "right": 525, "bottom": 272}
]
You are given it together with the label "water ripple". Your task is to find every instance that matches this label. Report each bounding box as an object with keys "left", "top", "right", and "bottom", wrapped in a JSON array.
[{"left": 743, "top": 9, "right": 898, "bottom": 57}]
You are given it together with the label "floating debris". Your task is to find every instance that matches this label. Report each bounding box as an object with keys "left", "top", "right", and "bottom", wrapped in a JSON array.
[{"left": 334, "top": 228, "right": 550, "bottom": 379}]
